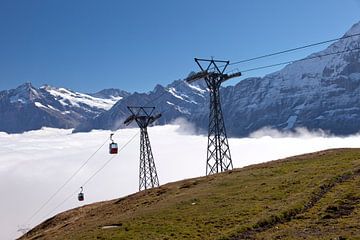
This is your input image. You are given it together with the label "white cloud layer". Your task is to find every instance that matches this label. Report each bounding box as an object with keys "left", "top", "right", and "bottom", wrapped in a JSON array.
[{"left": 1, "top": 125, "right": 360, "bottom": 239}]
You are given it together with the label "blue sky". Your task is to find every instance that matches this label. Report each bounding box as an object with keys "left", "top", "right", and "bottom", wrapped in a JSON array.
[{"left": 0, "top": 0, "right": 360, "bottom": 93}]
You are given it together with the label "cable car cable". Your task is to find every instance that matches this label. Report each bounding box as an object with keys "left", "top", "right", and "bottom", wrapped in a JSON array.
[
  {"left": 42, "top": 187, "right": 80, "bottom": 220},
  {"left": 24, "top": 136, "right": 110, "bottom": 225},
  {"left": 82, "top": 131, "right": 139, "bottom": 188},
  {"left": 221, "top": 32, "right": 360, "bottom": 69},
  {"left": 236, "top": 46, "right": 360, "bottom": 74},
  {"left": 42, "top": 131, "right": 139, "bottom": 220}
]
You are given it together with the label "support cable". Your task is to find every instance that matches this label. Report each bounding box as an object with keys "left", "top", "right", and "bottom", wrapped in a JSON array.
[
  {"left": 42, "top": 131, "right": 139, "bottom": 220},
  {"left": 82, "top": 131, "right": 139, "bottom": 188},
  {"left": 239, "top": 46, "right": 360, "bottom": 73},
  {"left": 24, "top": 136, "right": 109, "bottom": 225},
  {"left": 227, "top": 32, "right": 360, "bottom": 67}
]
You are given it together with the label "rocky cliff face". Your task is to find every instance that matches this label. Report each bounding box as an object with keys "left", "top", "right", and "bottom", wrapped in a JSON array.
[{"left": 220, "top": 21, "right": 360, "bottom": 136}]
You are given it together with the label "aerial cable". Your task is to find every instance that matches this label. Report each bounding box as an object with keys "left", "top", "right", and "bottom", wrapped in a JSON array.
[
  {"left": 24, "top": 136, "right": 110, "bottom": 225},
  {"left": 227, "top": 32, "right": 360, "bottom": 67},
  {"left": 42, "top": 187, "right": 80, "bottom": 221},
  {"left": 238, "top": 46, "right": 360, "bottom": 74},
  {"left": 42, "top": 131, "right": 139, "bottom": 220},
  {"left": 81, "top": 131, "right": 139, "bottom": 188}
]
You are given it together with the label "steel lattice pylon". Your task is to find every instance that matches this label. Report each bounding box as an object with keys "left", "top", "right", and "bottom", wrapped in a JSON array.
[
  {"left": 139, "top": 127, "right": 159, "bottom": 190},
  {"left": 124, "top": 107, "right": 161, "bottom": 191},
  {"left": 186, "top": 58, "right": 241, "bottom": 175}
]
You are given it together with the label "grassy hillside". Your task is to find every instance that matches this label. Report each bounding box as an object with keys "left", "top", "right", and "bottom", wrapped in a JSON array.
[{"left": 20, "top": 148, "right": 360, "bottom": 240}]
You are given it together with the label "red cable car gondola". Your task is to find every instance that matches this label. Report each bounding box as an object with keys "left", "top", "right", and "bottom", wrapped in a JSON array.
[{"left": 109, "top": 133, "right": 118, "bottom": 154}]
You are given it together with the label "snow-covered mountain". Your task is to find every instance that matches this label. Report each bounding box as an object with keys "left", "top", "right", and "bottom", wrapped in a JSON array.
[
  {"left": 0, "top": 83, "right": 129, "bottom": 133},
  {"left": 2, "top": 21, "right": 360, "bottom": 135},
  {"left": 73, "top": 79, "right": 209, "bottom": 132},
  {"left": 74, "top": 21, "right": 360, "bottom": 136},
  {"left": 41, "top": 85, "right": 125, "bottom": 111},
  {"left": 219, "top": 21, "right": 360, "bottom": 136}
]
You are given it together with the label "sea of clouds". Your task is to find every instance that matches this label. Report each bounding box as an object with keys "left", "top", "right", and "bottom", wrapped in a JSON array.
[{"left": 1, "top": 123, "right": 360, "bottom": 239}]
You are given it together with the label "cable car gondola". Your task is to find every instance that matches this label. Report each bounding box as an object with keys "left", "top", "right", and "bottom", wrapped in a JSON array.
[
  {"left": 78, "top": 187, "right": 84, "bottom": 201},
  {"left": 109, "top": 133, "right": 118, "bottom": 154}
]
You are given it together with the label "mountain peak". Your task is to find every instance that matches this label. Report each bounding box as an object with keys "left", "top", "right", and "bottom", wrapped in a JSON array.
[
  {"left": 16, "top": 82, "right": 35, "bottom": 90},
  {"left": 89, "top": 88, "right": 130, "bottom": 99},
  {"left": 344, "top": 20, "right": 360, "bottom": 37},
  {"left": 11, "top": 82, "right": 40, "bottom": 103}
]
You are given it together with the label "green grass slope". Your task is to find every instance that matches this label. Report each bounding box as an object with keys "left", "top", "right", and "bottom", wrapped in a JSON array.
[{"left": 20, "top": 148, "right": 360, "bottom": 240}]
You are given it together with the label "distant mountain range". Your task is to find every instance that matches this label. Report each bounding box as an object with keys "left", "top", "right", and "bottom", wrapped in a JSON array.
[
  {"left": 0, "top": 83, "right": 129, "bottom": 133},
  {"left": 1, "top": 21, "right": 360, "bottom": 135}
]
